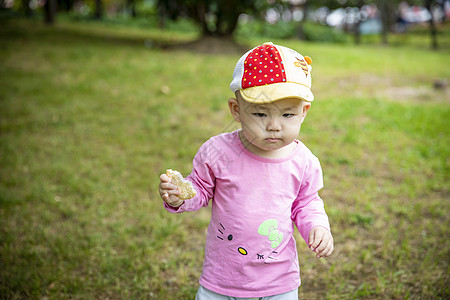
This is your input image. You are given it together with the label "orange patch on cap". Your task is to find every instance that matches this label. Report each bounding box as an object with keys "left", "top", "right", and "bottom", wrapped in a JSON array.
[{"left": 304, "top": 56, "right": 312, "bottom": 65}]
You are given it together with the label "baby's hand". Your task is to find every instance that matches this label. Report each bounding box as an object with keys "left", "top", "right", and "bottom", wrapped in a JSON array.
[
  {"left": 159, "top": 173, "right": 184, "bottom": 207},
  {"left": 308, "top": 226, "right": 334, "bottom": 258}
]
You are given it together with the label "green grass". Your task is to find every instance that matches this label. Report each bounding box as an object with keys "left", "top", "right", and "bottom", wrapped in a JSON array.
[{"left": 1, "top": 17, "right": 449, "bottom": 299}]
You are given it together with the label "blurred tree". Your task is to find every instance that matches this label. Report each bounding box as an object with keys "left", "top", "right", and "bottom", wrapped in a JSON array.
[
  {"left": 353, "top": 0, "right": 365, "bottom": 44},
  {"left": 57, "top": 0, "right": 74, "bottom": 11},
  {"left": 94, "top": 0, "right": 103, "bottom": 19},
  {"left": 157, "top": 0, "right": 177, "bottom": 28},
  {"left": 286, "top": 0, "right": 339, "bottom": 41},
  {"left": 397, "top": 0, "right": 440, "bottom": 49},
  {"left": 424, "top": 0, "right": 438, "bottom": 49},
  {"left": 21, "top": 0, "right": 33, "bottom": 17},
  {"left": 303, "top": 0, "right": 374, "bottom": 44},
  {"left": 44, "top": 0, "right": 57, "bottom": 24},
  {"left": 375, "top": 0, "right": 395, "bottom": 44},
  {"left": 297, "top": 0, "right": 309, "bottom": 40},
  {"left": 308, "top": 0, "right": 342, "bottom": 10},
  {"left": 156, "top": 0, "right": 270, "bottom": 37},
  {"left": 127, "top": 0, "right": 136, "bottom": 17}
]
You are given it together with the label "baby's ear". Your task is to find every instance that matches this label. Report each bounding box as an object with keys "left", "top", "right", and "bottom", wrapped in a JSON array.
[
  {"left": 301, "top": 102, "right": 311, "bottom": 123},
  {"left": 228, "top": 98, "right": 241, "bottom": 122}
]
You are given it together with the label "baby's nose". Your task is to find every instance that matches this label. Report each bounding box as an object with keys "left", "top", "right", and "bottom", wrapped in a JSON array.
[{"left": 266, "top": 118, "right": 281, "bottom": 131}]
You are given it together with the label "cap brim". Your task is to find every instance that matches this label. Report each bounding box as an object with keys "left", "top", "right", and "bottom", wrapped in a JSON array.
[{"left": 239, "top": 82, "right": 314, "bottom": 103}]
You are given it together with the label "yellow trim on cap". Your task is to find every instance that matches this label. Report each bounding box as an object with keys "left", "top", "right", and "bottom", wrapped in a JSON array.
[{"left": 239, "top": 82, "right": 314, "bottom": 103}]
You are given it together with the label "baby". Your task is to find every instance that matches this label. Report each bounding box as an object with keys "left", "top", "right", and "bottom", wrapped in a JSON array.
[{"left": 159, "top": 42, "right": 333, "bottom": 299}]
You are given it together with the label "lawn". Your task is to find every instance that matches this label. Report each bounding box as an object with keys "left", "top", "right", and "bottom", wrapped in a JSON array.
[{"left": 0, "top": 17, "right": 449, "bottom": 299}]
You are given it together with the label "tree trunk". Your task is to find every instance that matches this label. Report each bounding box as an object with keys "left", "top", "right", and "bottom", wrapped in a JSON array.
[
  {"left": 181, "top": 0, "right": 254, "bottom": 38},
  {"left": 191, "top": 2, "right": 212, "bottom": 36},
  {"left": 126, "top": 0, "right": 136, "bottom": 17},
  {"left": 298, "top": 1, "right": 309, "bottom": 40},
  {"left": 354, "top": 0, "right": 364, "bottom": 44},
  {"left": 157, "top": 1, "right": 166, "bottom": 29},
  {"left": 377, "top": 0, "right": 392, "bottom": 45},
  {"left": 94, "top": 0, "right": 103, "bottom": 20},
  {"left": 44, "top": 0, "right": 57, "bottom": 25},
  {"left": 216, "top": 0, "right": 240, "bottom": 36},
  {"left": 425, "top": 0, "right": 438, "bottom": 50},
  {"left": 22, "top": 0, "right": 33, "bottom": 17}
]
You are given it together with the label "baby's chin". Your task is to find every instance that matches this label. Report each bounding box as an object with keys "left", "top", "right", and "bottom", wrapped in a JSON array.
[{"left": 255, "top": 140, "right": 294, "bottom": 153}]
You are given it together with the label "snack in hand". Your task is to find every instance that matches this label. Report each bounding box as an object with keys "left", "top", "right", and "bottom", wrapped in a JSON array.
[{"left": 166, "top": 169, "right": 197, "bottom": 200}]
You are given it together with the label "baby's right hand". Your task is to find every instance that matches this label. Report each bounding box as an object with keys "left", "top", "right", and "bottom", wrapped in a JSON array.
[{"left": 159, "top": 173, "right": 184, "bottom": 207}]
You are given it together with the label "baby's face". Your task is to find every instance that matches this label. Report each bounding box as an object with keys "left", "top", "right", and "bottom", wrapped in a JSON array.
[{"left": 237, "top": 97, "right": 309, "bottom": 157}]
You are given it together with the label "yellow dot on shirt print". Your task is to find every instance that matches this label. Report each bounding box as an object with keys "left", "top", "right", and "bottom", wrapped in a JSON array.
[{"left": 238, "top": 247, "right": 248, "bottom": 255}]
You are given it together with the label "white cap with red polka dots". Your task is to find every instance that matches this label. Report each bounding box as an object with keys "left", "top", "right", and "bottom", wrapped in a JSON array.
[{"left": 230, "top": 42, "right": 314, "bottom": 103}]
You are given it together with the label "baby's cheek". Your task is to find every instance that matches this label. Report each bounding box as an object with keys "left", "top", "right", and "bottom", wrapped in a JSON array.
[{"left": 242, "top": 126, "right": 257, "bottom": 139}]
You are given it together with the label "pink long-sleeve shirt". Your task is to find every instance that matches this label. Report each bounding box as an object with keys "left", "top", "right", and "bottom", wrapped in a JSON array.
[{"left": 165, "top": 130, "right": 330, "bottom": 298}]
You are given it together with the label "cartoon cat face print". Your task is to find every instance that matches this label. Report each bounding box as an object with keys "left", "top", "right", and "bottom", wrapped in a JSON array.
[
  {"left": 216, "top": 219, "right": 284, "bottom": 263},
  {"left": 216, "top": 222, "right": 248, "bottom": 255}
]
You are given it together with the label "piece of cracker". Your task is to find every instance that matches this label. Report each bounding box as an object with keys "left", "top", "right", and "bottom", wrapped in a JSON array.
[{"left": 166, "top": 169, "right": 197, "bottom": 200}]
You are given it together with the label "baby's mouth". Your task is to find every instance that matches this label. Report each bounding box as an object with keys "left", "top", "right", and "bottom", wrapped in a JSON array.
[{"left": 265, "top": 137, "right": 282, "bottom": 143}]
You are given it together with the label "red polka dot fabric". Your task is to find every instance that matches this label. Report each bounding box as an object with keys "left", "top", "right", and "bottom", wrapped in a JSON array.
[{"left": 241, "top": 44, "right": 286, "bottom": 89}]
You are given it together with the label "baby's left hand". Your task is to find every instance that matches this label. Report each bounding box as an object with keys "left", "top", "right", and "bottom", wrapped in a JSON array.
[{"left": 308, "top": 226, "right": 334, "bottom": 258}]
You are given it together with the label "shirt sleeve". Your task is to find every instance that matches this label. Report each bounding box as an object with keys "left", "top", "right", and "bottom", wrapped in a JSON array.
[
  {"left": 164, "top": 139, "right": 216, "bottom": 214},
  {"left": 291, "top": 155, "right": 330, "bottom": 244}
]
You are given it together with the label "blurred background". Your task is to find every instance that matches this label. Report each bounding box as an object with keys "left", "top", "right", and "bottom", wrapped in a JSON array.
[
  {"left": 1, "top": 0, "right": 450, "bottom": 48},
  {"left": 1, "top": 0, "right": 449, "bottom": 299}
]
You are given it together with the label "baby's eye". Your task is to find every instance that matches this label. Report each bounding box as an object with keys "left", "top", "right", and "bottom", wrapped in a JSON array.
[
  {"left": 283, "top": 113, "right": 296, "bottom": 118},
  {"left": 253, "top": 113, "right": 267, "bottom": 118}
]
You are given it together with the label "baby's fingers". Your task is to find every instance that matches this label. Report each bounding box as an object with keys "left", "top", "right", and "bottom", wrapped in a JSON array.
[
  {"left": 308, "top": 229, "right": 324, "bottom": 251},
  {"left": 160, "top": 173, "right": 171, "bottom": 183},
  {"left": 322, "top": 244, "right": 334, "bottom": 258},
  {"left": 161, "top": 192, "right": 178, "bottom": 201},
  {"left": 158, "top": 173, "right": 183, "bottom": 208},
  {"left": 308, "top": 227, "right": 334, "bottom": 258},
  {"left": 160, "top": 181, "right": 179, "bottom": 193},
  {"left": 159, "top": 174, "right": 180, "bottom": 195},
  {"left": 165, "top": 194, "right": 184, "bottom": 207},
  {"left": 316, "top": 241, "right": 334, "bottom": 258},
  {"left": 159, "top": 188, "right": 180, "bottom": 205},
  {"left": 314, "top": 236, "right": 329, "bottom": 253}
]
